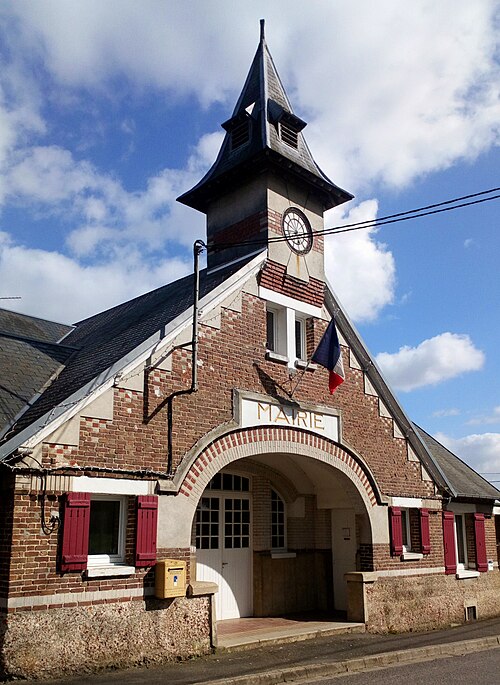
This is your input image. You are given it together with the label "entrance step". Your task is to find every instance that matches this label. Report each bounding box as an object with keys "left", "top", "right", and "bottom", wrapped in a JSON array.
[{"left": 216, "top": 616, "right": 365, "bottom": 651}]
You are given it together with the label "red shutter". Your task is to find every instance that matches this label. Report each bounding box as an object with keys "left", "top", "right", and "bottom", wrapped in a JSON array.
[
  {"left": 389, "top": 506, "right": 403, "bottom": 556},
  {"left": 419, "top": 508, "right": 431, "bottom": 554},
  {"left": 135, "top": 495, "right": 158, "bottom": 567},
  {"left": 442, "top": 511, "right": 457, "bottom": 575},
  {"left": 473, "top": 513, "right": 488, "bottom": 572},
  {"left": 60, "top": 492, "right": 91, "bottom": 572}
]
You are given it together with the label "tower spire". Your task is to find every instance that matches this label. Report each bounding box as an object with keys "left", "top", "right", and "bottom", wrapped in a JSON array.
[{"left": 260, "top": 18, "right": 265, "bottom": 42}]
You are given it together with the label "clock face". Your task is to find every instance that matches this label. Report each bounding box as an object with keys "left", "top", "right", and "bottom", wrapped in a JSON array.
[{"left": 282, "top": 208, "right": 313, "bottom": 255}]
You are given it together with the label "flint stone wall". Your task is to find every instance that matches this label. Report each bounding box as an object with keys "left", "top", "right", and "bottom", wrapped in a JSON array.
[
  {"left": 0, "top": 596, "right": 210, "bottom": 679},
  {"left": 364, "top": 572, "right": 500, "bottom": 633}
]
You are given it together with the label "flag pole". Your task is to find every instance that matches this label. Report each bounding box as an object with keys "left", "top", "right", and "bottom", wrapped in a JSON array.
[{"left": 289, "top": 358, "right": 312, "bottom": 398}]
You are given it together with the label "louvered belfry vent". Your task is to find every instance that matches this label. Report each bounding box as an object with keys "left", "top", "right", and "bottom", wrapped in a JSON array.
[
  {"left": 231, "top": 120, "right": 250, "bottom": 150},
  {"left": 280, "top": 121, "right": 299, "bottom": 149}
]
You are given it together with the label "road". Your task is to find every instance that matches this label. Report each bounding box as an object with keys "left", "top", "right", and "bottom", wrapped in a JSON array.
[{"left": 303, "top": 647, "right": 500, "bottom": 684}]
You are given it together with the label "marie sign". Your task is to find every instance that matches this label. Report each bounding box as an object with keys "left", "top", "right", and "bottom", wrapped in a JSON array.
[{"left": 240, "top": 397, "right": 339, "bottom": 442}]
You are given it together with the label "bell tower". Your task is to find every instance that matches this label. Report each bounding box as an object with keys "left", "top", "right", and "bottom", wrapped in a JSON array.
[{"left": 177, "top": 20, "right": 353, "bottom": 304}]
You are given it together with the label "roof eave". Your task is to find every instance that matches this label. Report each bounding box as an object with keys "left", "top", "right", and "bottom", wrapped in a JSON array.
[{"left": 177, "top": 148, "right": 353, "bottom": 213}]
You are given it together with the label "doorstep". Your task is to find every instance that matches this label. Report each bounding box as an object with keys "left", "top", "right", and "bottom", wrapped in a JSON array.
[{"left": 216, "top": 614, "right": 365, "bottom": 651}]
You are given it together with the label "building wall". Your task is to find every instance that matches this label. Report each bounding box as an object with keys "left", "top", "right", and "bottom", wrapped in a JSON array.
[
  {"left": 0, "top": 596, "right": 211, "bottom": 679},
  {"left": 365, "top": 572, "right": 500, "bottom": 633}
]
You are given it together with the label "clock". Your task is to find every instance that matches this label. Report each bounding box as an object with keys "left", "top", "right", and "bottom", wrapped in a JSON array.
[{"left": 282, "top": 208, "right": 313, "bottom": 255}]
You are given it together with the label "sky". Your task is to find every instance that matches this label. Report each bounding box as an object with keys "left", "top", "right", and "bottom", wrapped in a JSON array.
[{"left": 0, "top": 1, "right": 499, "bottom": 483}]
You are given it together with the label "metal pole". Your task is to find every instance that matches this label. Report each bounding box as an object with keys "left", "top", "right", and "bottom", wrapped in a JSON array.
[{"left": 192, "top": 240, "right": 205, "bottom": 392}]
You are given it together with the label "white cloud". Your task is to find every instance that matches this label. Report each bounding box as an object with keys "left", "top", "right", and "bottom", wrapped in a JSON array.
[
  {"left": 435, "top": 431, "right": 500, "bottom": 476},
  {"left": 376, "top": 332, "right": 485, "bottom": 391},
  {"left": 432, "top": 408, "right": 461, "bottom": 418},
  {"left": 3, "top": 138, "right": 213, "bottom": 259},
  {"left": 0, "top": 230, "right": 189, "bottom": 323},
  {"left": 325, "top": 200, "right": 396, "bottom": 322},
  {"left": 466, "top": 406, "right": 500, "bottom": 426},
  {"left": 2, "top": 1, "right": 498, "bottom": 190}
]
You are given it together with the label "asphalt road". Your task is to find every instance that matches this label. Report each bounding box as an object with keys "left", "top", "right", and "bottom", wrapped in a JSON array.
[{"left": 304, "top": 647, "right": 500, "bottom": 684}]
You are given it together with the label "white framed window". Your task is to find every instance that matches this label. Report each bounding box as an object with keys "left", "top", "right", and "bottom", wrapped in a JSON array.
[
  {"left": 295, "top": 316, "right": 306, "bottom": 361},
  {"left": 455, "top": 513, "right": 468, "bottom": 570},
  {"left": 401, "top": 508, "right": 412, "bottom": 552},
  {"left": 87, "top": 495, "right": 127, "bottom": 567},
  {"left": 271, "top": 489, "right": 286, "bottom": 550},
  {"left": 265, "top": 303, "right": 309, "bottom": 367}
]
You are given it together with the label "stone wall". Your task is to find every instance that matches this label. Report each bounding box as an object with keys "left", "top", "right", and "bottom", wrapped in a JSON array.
[
  {"left": 0, "top": 595, "right": 211, "bottom": 679},
  {"left": 348, "top": 571, "right": 500, "bottom": 634}
]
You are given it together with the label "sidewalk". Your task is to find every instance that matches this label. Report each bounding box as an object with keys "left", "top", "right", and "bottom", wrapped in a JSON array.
[{"left": 40, "top": 617, "right": 500, "bottom": 685}]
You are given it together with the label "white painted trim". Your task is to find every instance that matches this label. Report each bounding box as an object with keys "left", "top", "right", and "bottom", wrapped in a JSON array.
[
  {"left": 259, "top": 286, "right": 323, "bottom": 318},
  {"left": 401, "top": 551, "right": 424, "bottom": 561},
  {"left": 85, "top": 565, "right": 136, "bottom": 578},
  {"left": 4, "top": 586, "right": 154, "bottom": 609},
  {"left": 206, "top": 248, "right": 265, "bottom": 274},
  {"left": 391, "top": 497, "right": 423, "bottom": 508},
  {"left": 373, "top": 566, "right": 445, "bottom": 578},
  {"left": 456, "top": 570, "right": 480, "bottom": 580},
  {"left": 494, "top": 506, "right": 500, "bottom": 515},
  {"left": 73, "top": 476, "right": 151, "bottom": 495}
]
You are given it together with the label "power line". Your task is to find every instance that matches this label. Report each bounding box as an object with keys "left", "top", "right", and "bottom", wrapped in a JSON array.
[{"left": 210, "top": 186, "right": 500, "bottom": 252}]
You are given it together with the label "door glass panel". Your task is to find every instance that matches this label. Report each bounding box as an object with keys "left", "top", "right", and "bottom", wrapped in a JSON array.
[
  {"left": 196, "top": 497, "right": 219, "bottom": 549},
  {"left": 224, "top": 498, "right": 250, "bottom": 549}
]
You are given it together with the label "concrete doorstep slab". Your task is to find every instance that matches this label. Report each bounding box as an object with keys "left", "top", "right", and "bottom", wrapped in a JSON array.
[
  {"left": 203, "top": 634, "right": 500, "bottom": 685},
  {"left": 217, "top": 621, "right": 365, "bottom": 651}
]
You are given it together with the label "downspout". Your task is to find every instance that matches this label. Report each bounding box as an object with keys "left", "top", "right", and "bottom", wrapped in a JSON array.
[{"left": 167, "top": 240, "right": 206, "bottom": 473}]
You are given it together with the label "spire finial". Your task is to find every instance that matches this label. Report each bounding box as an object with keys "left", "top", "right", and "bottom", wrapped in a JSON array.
[{"left": 260, "top": 19, "right": 265, "bottom": 42}]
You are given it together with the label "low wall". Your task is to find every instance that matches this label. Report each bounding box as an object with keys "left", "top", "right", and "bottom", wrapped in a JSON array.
[
  {"left": 347, "top": 570, "right": 500, "bottom": 633},
  {"left": 0, "top": 595, "right": 211, "bottom": 679}
]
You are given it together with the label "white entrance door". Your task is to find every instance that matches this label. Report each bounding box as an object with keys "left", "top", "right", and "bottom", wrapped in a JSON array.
[{"left": 196, "top": 489, "right": 252, "bottom": 620}]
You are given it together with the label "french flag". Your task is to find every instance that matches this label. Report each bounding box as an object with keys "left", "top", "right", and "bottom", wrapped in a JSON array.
[{"left": 312, "top": 316, "right": 345, "bottom": 393}]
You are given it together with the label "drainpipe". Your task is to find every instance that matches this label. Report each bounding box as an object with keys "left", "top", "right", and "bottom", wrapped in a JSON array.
[{"left": 167, "top": 240, "right": 206, "bottom": 473}]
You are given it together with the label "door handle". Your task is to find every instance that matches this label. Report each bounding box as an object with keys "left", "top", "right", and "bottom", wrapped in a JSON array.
[{"left": 222, "top": 562, "right": 228, "bottom": 567}]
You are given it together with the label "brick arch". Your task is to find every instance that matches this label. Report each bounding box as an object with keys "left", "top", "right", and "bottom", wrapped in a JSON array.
[{"left": 178, "top": 426, "right": 379, "bottom": 511}]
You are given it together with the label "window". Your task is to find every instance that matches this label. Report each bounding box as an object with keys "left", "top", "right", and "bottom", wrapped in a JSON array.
[
  {"left": 455, "top": 514, "right": 467, "bottom": 569},
  {"left": 295, "top": 317, "right": 306, "bottom": 361},
  {"left": 389, "top": 506, "right": 429, "bottom": 559},
  {"left": 265, "top": 304, "right": 309, "bottom": 367},
  {"left": 196, "top": 497, "right": 220, "bottom": 549},
  {"left": 401, "top": 508, "right": 411, "bottom": 552},
  {"left": 266, "top": 308, "right": 276, "bottom": 352},
  {"left": 88, "top": 495, "right": 126, "bottom": 566},
  {"left": 443, "top": 509, "right": 488, "bottom": 577},
  {"left": 271, "top": 489, "right": 286, "bottom": 549},
  {"left": 60, "top": 492, "right": 157, "bottom": 574}
]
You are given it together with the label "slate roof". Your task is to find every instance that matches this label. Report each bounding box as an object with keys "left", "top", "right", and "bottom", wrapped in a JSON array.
[
  {"left": 0, "top": 308, "right": 73, "bottom": 343},
  {"left": 0, "top": 259, "right": 251, "bottom": 452},
  {"left": 0, "top": 309, "right": 76, "bottom": 439},
  {"left": 178, "top": 22, "right": 352, "bottom": 212},
  {"left": 414, "top": 425, "right": 500, "bottom": 501}
]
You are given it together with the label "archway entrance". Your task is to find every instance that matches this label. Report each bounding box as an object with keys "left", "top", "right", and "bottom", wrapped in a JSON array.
[{"left": 177, "top": 426, "right": 379, "bottom": 622}]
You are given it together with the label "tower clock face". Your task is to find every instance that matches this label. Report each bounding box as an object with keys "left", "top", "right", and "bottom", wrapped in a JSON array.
[{"left": 282, "top": 208, "right": 313, "bottom": 255}]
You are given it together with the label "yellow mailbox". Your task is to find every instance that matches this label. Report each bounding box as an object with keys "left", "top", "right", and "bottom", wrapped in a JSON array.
[{"left": 155, "top": 558, "right": 187, "bottom": 598}]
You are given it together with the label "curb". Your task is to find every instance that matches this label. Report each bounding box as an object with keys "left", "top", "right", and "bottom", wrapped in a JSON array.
[{"left": 201, "top": 634, "right": 500, "bottom": 685}]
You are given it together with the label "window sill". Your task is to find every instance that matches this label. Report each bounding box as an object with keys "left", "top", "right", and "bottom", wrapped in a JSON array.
[
  {"left": 294, "top": 359, "right": 317, "bottom": 371},
  {"left": 271, "top": 551, "right": 296, "bottom": 559},
  {"left": 85, "top": 565, "right": 136, "bottom": 578},
  {"left": 456, "top": 569, "right": 480, "bottom": 580},
  {"left": 266, "top": 350, "right": 289, "bottom": 364},
  {"left": 401, "top": 551, "right": 424, "bottom": 561}
]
